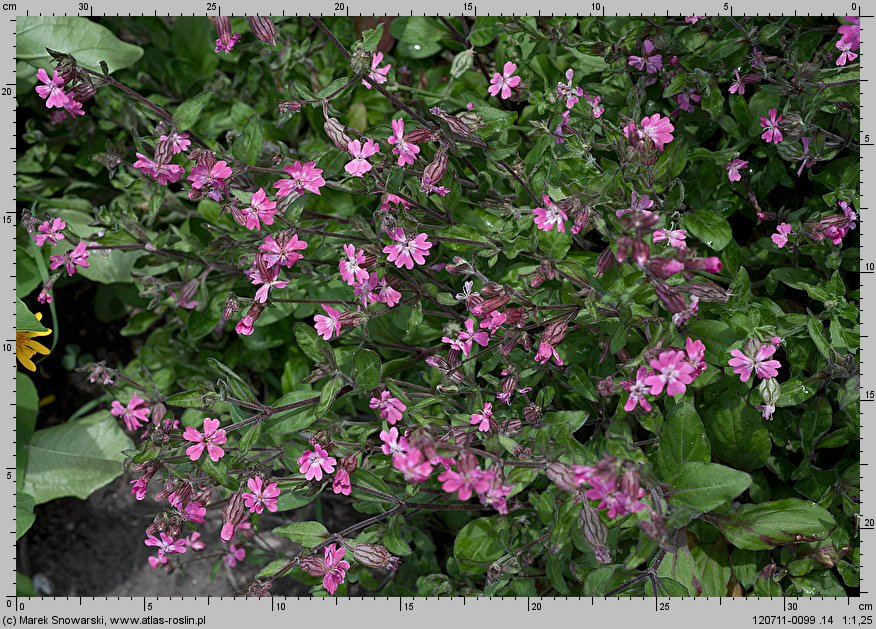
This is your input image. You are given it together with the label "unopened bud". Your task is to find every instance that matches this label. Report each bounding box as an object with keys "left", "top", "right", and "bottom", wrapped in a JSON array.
[
  {"left": 579, "top": 501, "right": 610, "bottom": 564},
  {"left": 687, "top": 280, "right": 730, "bottom": 303},
  {"left": 404, "top": 128, "right": 436, "bottom": 144},
  {"left": 69, "top": 82, "right": 96, "bottom": 103},
  {"left": 221, "top": 491, "right": 247, "bottom": 542},
  {"left": 596, "top": 376, "right": 615, "bottom": 397},
  {"left": 422, "top": 150, "right": 448, "bottom": 188},
  {"left": 247, "top": 16, "right": 277, "bottom": 46},
  {"left": 595, "top": 247, "right": 616, "bottom": 276},
  {"left": 324, "top": 118, "right": 353, "bottom": 151},
  {"left": 353, "top": 544, "right": 401, "bottom": 570},
  {"left": 546, "top": 462, "right": 577, "bottom": 491},
  {"left": 523, "top": 403, "right": 542, "bottom": 423},
  {"left": 543, "top": 320, "right": 568, "bottom": 346},
  {"left": 299, "top": 555, "right": 327, "bottom": 576},
  {"left": 654, "top": 281, "right": 686, "bottom": 314}
]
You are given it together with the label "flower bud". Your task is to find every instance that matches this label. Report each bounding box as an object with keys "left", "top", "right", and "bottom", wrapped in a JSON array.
[
  {"left": 339, "top": 454, "right": 358, "bottom": 473},
  {"left": 513, "top": 445, "right": 532, "bottom": 459},
  {"left": 153, "top": 134, "right": 176, "bottom": 167},
  {"left": 350, "top": 48, "right": 371, "bottom": 75},
  {"left": 69, "top": 81, "right": 96, "bottom": 103},
  {"left": 595, "top": 247, "right": 616, "bottom": 277},
  {"left": 654, "top": 281, "right": 687, "bottom": 314},
  {"left": 299, "top": 555, "right": 327, "bottom": 576},
  {"left": 596, "top": 376, "right": 615, "bottom": 398},
  {"left": 245, "top": 580, "right": 273, "bottom": 598},
  {"left": 579, "top": 501, "right": 610, "bottom": 564},
  {"left": 546, "top": 462, "right": 577, "bottom": 491},
  {"left": 324, "top": 117, "right": 353, "bottom": 151},
  {"left": 523, "top": 403, "right": 542, "bottom": 423},
  {"left": 543, "top": 320, "right": 568, "bottom": 346},
  {"left": 221, "top": 491, "right": 247, "bottom": 542},
  {"left": 684, "top": 256, "right": 723, "bottom": 274},
  {"left": 478, "top": 293, "right": 511, "bottom": 316},
  {"left": 214, "top": 16, "right": 233, "bottom": 48},
  {"left": 422, "top": 149, "right": 448, "bottom": 188},
  {"left": 353, "top": 543, "right": 401, "bottom": 570},
  {"left": 631, "top": 239, "right": 650, "bottom": 266},
  {"left": 404, "top": 128, "right": 437, "bottom": 144},
  {"left": 502, "top": 418, "right": 522, "bottom": 433},
  {"left": 247, "top": 16, "right": 277, "bottom": 46},
  {"left": 278, "top": 101, "right": 302, "bottom": 115},
  {"left": 649, "top": 257, "right": 685, "bottom": 279}
]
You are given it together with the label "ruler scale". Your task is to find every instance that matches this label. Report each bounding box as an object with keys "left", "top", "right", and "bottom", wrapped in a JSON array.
[{"left": 9, "top": 3, "right": 870, "bottom": 627}]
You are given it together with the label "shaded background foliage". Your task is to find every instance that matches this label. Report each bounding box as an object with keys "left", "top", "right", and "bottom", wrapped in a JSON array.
[{"left": 16, "top": 15, "right": 859, "bottom": 597}]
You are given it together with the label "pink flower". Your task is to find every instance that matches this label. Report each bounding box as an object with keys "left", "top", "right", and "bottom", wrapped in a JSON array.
[
  {"left": 132, "top": 153, "right": 184, "bottom": 185},
  {"left": 556, "top": 68, "right": 584, "bottom": 109},
  {"left": 242, "top": 476, "right": 281, "bottom": 514},
  {"left": 771, "top": 223, "right": 793, "bottom": 248},
  {"left": 616, "top": 191, "right": 654, "bottom": 217},
  {"left": 111, "top": 394, "right": 151, "bottom": 431},
  {"left": 182, "top": 501, "right": 207, "bottom": 524},
  {"left": 387, "top": 118, "right": 420, "bottom": 166},
  {"left": 727, "top": 158, "right": 748, "bottom": 182},
  {"left": 760, "top": 109, "right": 783, "bottom": 144},
  {"left": 370, "top": 390, "right": 406, "bottom": 425},
  {"left": 33, "top": 218, "right": 66, "bottom": 247},
  {"left": 182, "top": 418, "right": 227, "bottom": 462},
  {"left": 685, "top": 16, "right": 705, "bottom": 24},
  {"left": 584, "top": 92, "right": 604, "bottom": 118},
  {"left": 49, "top": 242, "right": 90, "bottom": 277},
  {"left": 380, "top": 427, "right": 408, "bottom": 455},
  {"left": 238, "top": 188, "right": 277, "bottom": 231},
  {"left": 363, "top": 52, "right": 391, "bottom": 89},
  {"left": 224, "top": 544, "right": 246, "bottom": 567},
  {"left": 188, "top": 160, "right": 232, "bottom": 201},
  {"left": 344, "top": 138, "right": 380, "bottom": 177},
  {"left": 383, "top": 229, "right": 432, "bottom": 269},
  {"left": 532, "top": 195, "right": 568, "bottom": 232},
  {"left": 640, "top": 113, "right": 675, "bottom": 150},
  {"left": 332, "top": 469, "right": 351, "bottom": 496},
  {"left": 728, "top": 343, "right": 781, "bottom": 382},
  {"left": 314, "top": 304, "right": 342, "bottom": 340},
  {"left": 236, "top": 315, "right": 255, "bottom": 336},
  {"left": 380, "top": 193, "right": 410, "bottom": 212},
  {"left": 130, "top": 478, "right": 149, "bottom": 501},
  {"left": 392, "top": 448, "right": 433, "bottom": 482},
  {"left": 250, "top": 265, "right": 288, "bottom": 304},
  {"left": 159, "top": 132, "right": 191, "bottom": 154},
  {"left": 273, "top": 161, "right": 326, "bottom": 196},
  {"left": 488, "top": 61, "right": 521, "bottom": 99},
  {"left": 442, "top": 318, "right": 490, "bottom": 356},
  {"left": 377, "top": 277, "right": 402, "bottom": 307},
  {"left": 339, "top": 244, "right": 369, "bottom": 285},
  {"left": 652, "top": 228, "right": 687, "bottom": 249},
  {"left": 215, "top": 32, "right": 241, "bottom": 53},
  {"left": 35, "top": 68, "right": 70, "bottom": 108},
  {"left": 622, "top": 367, "right": 653, "bottom": 412},
  {"left": 297, "top": 444, "right": 336, "bottom": 481},
  {"left": 534, "top": 340, "right": 563, "bottom": 366},
  {"left": 838, "top": 16, "right": 861, "bottom": 49},
  {"left": 321, "top": 544, "right": 350, "bottom": 595},
  {"left": 259, "top": 232, "right": 307, "bottom": 268},
  {"left": 797, "top": 136, "right": 816, "bottom": 177},
  {"left": 644, "top": 350, "right": 694, "bottom": 397},
  {"left": 145, "top": 533, "right": 187, "bottom": 557},
  {"left": 836, "top": 38, "right": 859, "bottom": 66},
  {"left": 480, "top": 310, "right": 507, "bottom": 334},
  {"left": 438, "top": 461, "right": 486, "bottom": 501},
  {"left": 685, "top": 337, "right": 707, "bottom": 378},
  {"left": 470, "top": 402, "right": 494, "bottom": 432},
  {"left": 61, "top": 98, "right": 85, "bottom": 119},
  {"left": 628, "top": 40, "right": 663, "bottom": 74},
  {"left": 186, "top": 531, "right": 205, "bottom": 552},
  {"left": 553, "top": 109, "right": 572, "bottom": 143}
]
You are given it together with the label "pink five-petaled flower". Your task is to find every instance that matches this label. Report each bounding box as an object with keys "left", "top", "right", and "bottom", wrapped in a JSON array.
[
  {"left": 728, "top": 343, "right": 781, "bottom": 383},
  {"left": 242, "top": 476, "right": 281, "bottom": 514},
  {"left": 132, "top": 153, "right": 185, "bottom": 185},
  {"left": 239, "top": 188, "right": 277, "bottom": 231},
  {"left": 760, "top": 109, "right": 783, "bottom": 144},
  {"left": 470, "top": 402, "right": 494, "bottom": 432},
  {"left": 387, "top": 118, "right": 420, "bottom": 167},
  {"left": 339, "top": 243, "right": 369, "bottom": 286},
  {"left": 383, "top": 228, "right": 432, "bottom": 270},
  {"left": 33, "top": 218, "right": 66, "bottom": 247},
  {"left": 640, "top": 114, "right": 675, "bottom": 151},
  {"left": 344, "top": 138, "right": 380, "bottom": 177},
  {"left": 685, "top": 337, "right": 708, "bottom": 378},
  {"left": 616, "top": 191, "right": 654, "bottom": 217},
  {"left": 49, "top": 242, "right": 90, "bottom": 277},
  {"left": 111, "top": 394, "right": 151, "bottom": 432},
  {"left": 652, "top": 228, "right": 687, "bottom": 249},
  {"left": 322, "top": 544, "right": 350, "bottom": 595},
  {"left": 488, "top": 62, "right": 521, "bottom": 99},
  {"left": 297, "top": 444, "right": 336, "bottom": 482},
  {"left": 369, "top": 390, "right": 406, "bottom": 425},
  {"left": 622, "top": 367, "right": 653, "bottom": 412},
  {"left": 644, "top": 350, "right": 694, "bottom": 397},
  {"left": 556, "top": 68, "right": 584, "bottom": 109},
  {"left": 628, "top": 39, "right": 663, "bottom": 74},
  {"left": 35, "top": 68, "right": 70, "bottom": 108},
  {"left": 380, "top": 426, "right": 408, "bottom": 455},
  {"left": 442, "top": 318, "right": 490, "bottom": 356},
  {"left": 534, "top": 340, "right": 563, "bottom": 366},
  {"left": 532, "top": 195, "right": 568, "bottom": 233},
  {"left": 726, "top": 158, "right": 748, "bottom": 182},
  {"left": 584, "top": 92, "right": 604, "bottom": 118},
  {"left": 363, "top": 52, "right": 391, "bottom": 89},
  {"left": 145, "top": 533, "right": 187, "bottom": 557},
  {"left": 771, "top": 223, "right": 793, "bottom": 248},
  {"left": 685, "top": 15, "right": 706, "bottom": 24},
  {"left": 159, "top": 131, "right": 191, "bottom": 154},
  {"left": 259, "top": 233, "right": 307, "bottom": 269},
  {"left": 183, "top": 418, "right": 227, "bottom": 462},
  {"left": 438, "top": 461, "right": 486, "bottom": 501},
  {"left": 332, "top": 469, "right": 351, "bottom": 496},
  {"left": 836, "top": 38, "right": 858, "bottom": 66},
  {"left": 250, "top": 265, "right": 287, "bottom": 304},
  {"left": 188, "top": 160, "right": 232, "bottom": 190},
  {"left": 392, "top": 448, "right": 433, "bottom": 482},
  {"left": 273, "top": 161, "right": 326, "bottom": 197},
  {"left": 314, "top": 303, "right": 342, "bottom": 340},
  {"left": 224, "top": 544, "right": 246, "bottom": 568}
]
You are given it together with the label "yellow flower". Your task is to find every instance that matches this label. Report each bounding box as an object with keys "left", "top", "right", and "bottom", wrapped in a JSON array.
[{"left": 16, "top": 312, "right": 51, "bottom": 372}]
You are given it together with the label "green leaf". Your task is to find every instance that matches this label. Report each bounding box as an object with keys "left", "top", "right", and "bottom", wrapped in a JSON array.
[
  {"left": 702, "top": 381, "right": 771, "bottom": 471},
  {"left": 16, "top": 298, "right": 48, "bottom": 333},
  {"left": 453, "top": 517, "right": 504, "bottom": 574},
  {"left": 806, "top": 315, "right": 832, "bottom": 360},
  {"left": 776, "top": 377, "right": 819, "bottom": 407},
  {"left": 655, "top": 544, "right": 703, "bottom": 596},
  {"left": 272, "top": 521, "right": 330, "bottom": 548},
  {"left": 231, "top": 115, "right": 264, "bottom": 166},
  {"left": 360, "top": 24, "right": 384, "bottom": 52},
  {"left": 315, "top": 376, "right": 342, "bottom": 417},
  {"left": 165, "top": 389, "right": 210, "bottom": 409},
  {"left": 293, "top": 322, "right": 332, "bottom": 363},
  {"left": 24, "top": 413, "right": 133, "bottom": 504},
  {"left": 655, "top": 401, "right": 711, "bottom": 476},
  {"left": 667, "top": 462, "right": 751, "bottom": 513},
  {"left": 237, "top": 421, "right": 262, "bottom": 456},
  {"left": 353, "top": 349, "right": 381, "bottom": 390},
  {"left": 18, "top": 16, "right": 143, "bottom": 82},
  {"left": 389, "top": 17, "right": 446, "bottom": 44},
  {"left": 173, "top": 91, "right": 213, "bottom": 131},
  {"left": 684, "top": 207, "right": 733, "bottom": 251},
  {"left": 16, "top": 373, "right": 39, "bottom": 480},
  {"left": 77, "top": 249, "right": 146, "bottom": 285},
  {"left": 256, "top": 559, "right": 289, "bottom": 579},
  {"left": 16, "top": 492, "right": 35, "bottom": 540},
  {"left": 208, "top": 358, "right": 258, "bottom": 405},
  {"left": 266, "top": 391, "right": 320, "bottom": 434},
  {"left": 706, "top": 499, "right": 836, "bottom": 551}
]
